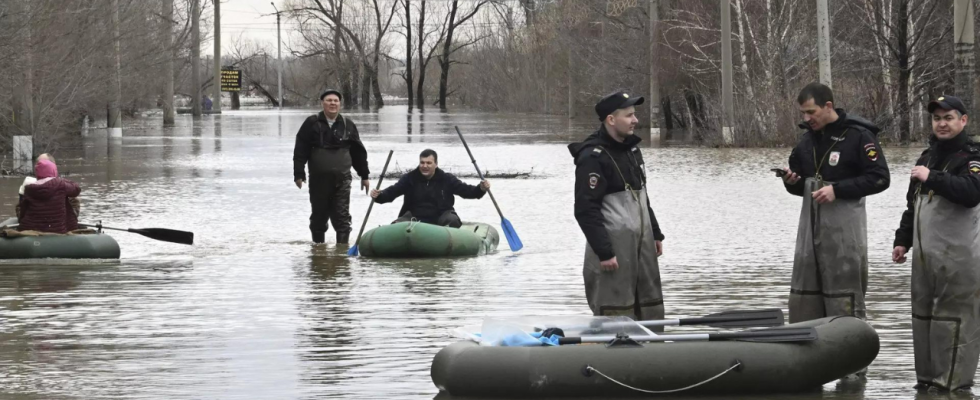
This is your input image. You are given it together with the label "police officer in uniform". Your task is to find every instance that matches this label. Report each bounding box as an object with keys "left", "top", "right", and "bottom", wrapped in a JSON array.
[
  {"left": 293, "top": 89, "right": 370, "bottom": 244},
  {"left": 568, "top": 91, "right": 666, "bottom": 322},
  {"left": 781, "top": 82, "right": 890, "bottom": 324},
  {"left": 892, "top": 95, "right": 980, "bottom": 392}
]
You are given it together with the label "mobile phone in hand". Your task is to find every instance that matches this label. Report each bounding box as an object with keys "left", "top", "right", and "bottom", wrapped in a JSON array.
[{"left": 771, "top": 168, "right": 787, "bottom": 177}]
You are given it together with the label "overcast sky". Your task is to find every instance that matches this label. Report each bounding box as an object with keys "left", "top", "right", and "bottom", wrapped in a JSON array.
[
  {"left": 214, "top": 0, "right": 498, "bottom": 58},
  {"left": 218, "top": 0, "right": 290, "bottom": 55}
]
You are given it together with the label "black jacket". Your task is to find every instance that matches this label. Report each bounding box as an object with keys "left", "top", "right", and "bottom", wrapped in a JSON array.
[
  {"left": 568, "top": 126, "right": 665, "bottom": 261},
  {"left": 785, "top": 110, "right": 890, "bottom": 199},
  {"left": 292, "top": 112, "right": 369, "bottom": 181},
  {"left": 894, "top": 133, "right": 980, "bottom": 249},
  {"left": 375, "top": 168, "right": 486, "bottom": 220}
]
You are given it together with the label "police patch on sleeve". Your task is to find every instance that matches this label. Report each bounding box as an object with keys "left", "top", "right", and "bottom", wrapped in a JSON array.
[
  {"left": 864, "top": 143, "right": 879, "bottom": 161},
  {"left": 588, "top": 173, "right": 600, "bottom": 189},
  {"left": 970, "top": 161, "right": 980, "bottom": 175}
]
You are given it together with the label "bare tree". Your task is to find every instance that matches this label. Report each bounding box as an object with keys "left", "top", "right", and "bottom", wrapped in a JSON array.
[{"left": 437, "top": 0, "right": 489, "bottom": 110}]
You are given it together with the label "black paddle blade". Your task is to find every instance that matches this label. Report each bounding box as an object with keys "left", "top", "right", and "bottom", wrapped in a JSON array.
[
  {"left": 129, "top": 228, "right": 194, "bottom": 245},
  {"left": 712, "top": 327, "right": 817, "bottom": 343},
  {"left": 683, "top": 308, "right": 785, "bottom": 328}
]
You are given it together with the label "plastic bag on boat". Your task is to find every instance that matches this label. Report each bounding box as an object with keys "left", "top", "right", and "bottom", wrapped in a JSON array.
[{"left": 453, "top": 316, "right": 654, "bottom": 347}]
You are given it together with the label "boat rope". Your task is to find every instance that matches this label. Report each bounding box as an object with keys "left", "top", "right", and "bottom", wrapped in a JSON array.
[
  {"left": 406, "top": 219, "right": 421, "bottom": 232},
  {"left": 586, "top": 361, "right": 742, "bottom": 394}
]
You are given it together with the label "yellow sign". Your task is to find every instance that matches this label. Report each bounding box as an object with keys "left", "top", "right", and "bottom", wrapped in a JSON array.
[{"left": 221, "top": 69, "right": 242, "bottom": 92}]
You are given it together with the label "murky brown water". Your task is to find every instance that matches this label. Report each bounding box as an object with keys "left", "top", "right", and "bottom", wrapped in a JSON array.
[{"left": 0, "top": 107, "right": 972, "bottom": 399}]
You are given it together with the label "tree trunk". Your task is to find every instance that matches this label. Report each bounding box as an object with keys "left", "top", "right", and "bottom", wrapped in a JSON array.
[
  {"left": 438, "top": 0, "right": 460, "bottom": 111},
  {"left": 404, "top": 0, "right": 414, "bottom": 110},
  {"left": 162, "top": 0, "right": 175, "bottom": 127},
  {"left": 416, "top": 0, "right": 427, "bottom": 111},
  {"left": 372, "top": 72, "right": 383, "bottom": 108},
  {"left": 361, "top": 63, "right": 371, "bottom": 110}
]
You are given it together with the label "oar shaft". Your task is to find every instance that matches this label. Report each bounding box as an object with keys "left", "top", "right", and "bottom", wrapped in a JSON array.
[
  {"left": 352, "top": 150, "right": 394, "bottom": 248},
  {"left": 455, "top": 126, "right": 504, "bottom": 217},
  {"left": 639, "top": 319, "right": 681, "bottom": 327},
  {"left": 678, "top": 315, "right": 772, "bottom": 326},
  {"left": 559, "top": 327, "right": 816, "bottom": 345},
  {"left": 561, "top": 333, "right": 710, "bottom": 345},
  {"left": 79, "top": 224, "right": 128, "bottom": 233}
]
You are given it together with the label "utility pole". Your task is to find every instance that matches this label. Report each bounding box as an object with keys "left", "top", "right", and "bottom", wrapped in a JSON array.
[
  {"left": 109, "top": 0, "right": 123, "bottom": 137},
  {"left": 213, "top": 0, "right": 222, "bottom": 113},
  {"left": 720, "top": 0, "right": 733, "bottom": 145},
  {"left": 192, "top": 0, "right": 202, "bottom": 117},
  {"left": 272, "top": 2, "right": 283, "bottom": 110},
  {"left": 816, "top": 0, "right": 832, "bottom": 87},
  {"left": 162, "top": 0, "right": 176, "bottom": 126},
  {"left": 649, "top": 0, "right": 662, "bottom": 145},
  {"left": 955, "top": 0, "right": 976, "bottom": 136}
]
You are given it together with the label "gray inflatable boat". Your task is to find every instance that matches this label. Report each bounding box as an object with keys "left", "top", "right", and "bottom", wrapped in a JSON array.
[
  {"left": 0, "top": 218, "right": 120, "bottom": 260},
  {"left": 431, "top": 316, "right": 878, "bottom": 397}
]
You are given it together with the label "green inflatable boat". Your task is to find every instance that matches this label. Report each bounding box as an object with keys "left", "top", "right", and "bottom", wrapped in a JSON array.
[
  {"left": 357, "top": 221, "right": 499, "bottom": 258},
  {"left": 432, "top": 316, "right": 879, "bottom": 397},
  {"left": 0, "top": 218, "right": 120, "bottom": 260}
]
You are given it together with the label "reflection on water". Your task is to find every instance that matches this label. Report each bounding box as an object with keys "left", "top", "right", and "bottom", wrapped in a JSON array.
[{"left": 0, "top": 106, "right": 964, "bottom": 399}]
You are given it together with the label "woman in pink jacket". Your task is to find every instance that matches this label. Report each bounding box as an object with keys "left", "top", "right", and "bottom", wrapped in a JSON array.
[{"left": 18, "top": 160, "right": 81, "bottom": 233}]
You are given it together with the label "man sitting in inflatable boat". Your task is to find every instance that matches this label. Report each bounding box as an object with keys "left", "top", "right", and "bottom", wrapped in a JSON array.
[
  {"left": 370, "top": 149, "right": 490, "bottom": 228},
  {"left": 16, "top": 155, "right": 82, "bottom": 234}
]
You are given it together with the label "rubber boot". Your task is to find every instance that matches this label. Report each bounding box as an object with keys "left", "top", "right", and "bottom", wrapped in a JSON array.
[
  {"left": 336, "top": 231, "right": 350, "bottom": 244},
  {"left": 312, "top": 231, "right": 326, "bottom": 244}
]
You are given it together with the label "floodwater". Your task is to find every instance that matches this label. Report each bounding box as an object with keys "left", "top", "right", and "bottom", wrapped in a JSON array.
[{"left": 0, "top": 107, "right": 969, "bottom": 399}]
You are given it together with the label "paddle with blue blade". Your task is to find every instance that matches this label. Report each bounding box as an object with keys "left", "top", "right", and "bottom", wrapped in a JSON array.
[
  {"left": 454, "top": 126, "right": 523, "bottom": 252},
  {"left": 348, "top": 150, "right": 395, "bottom": 256}
]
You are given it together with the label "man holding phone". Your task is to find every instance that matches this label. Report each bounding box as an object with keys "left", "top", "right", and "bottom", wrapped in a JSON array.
[{"left": 780, "top": 83, "right": 890, "bottom": 324}]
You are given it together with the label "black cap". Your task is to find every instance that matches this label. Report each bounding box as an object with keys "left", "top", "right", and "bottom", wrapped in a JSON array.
[
  {"left": 928, "top": 95, "right": 967, "bottom": 115},
  {"left": 595, "top": 91, "right": 645, "bottom": 121},
  {"left": 320, "top": 89, "right": 342, "bottom": 101}
]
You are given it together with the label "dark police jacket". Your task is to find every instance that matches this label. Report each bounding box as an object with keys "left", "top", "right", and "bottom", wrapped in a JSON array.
[
  {"left": 784, "top": 109, "right": 890, "bottom": 199},
  {"left": 292, "top": 112, "right": 369, "bottom": 181},
  {"left": 894, "top": 133, "right": 980, "bottom": 249},
  {"left": 568, "top": 126, "right": 665, "bottom": 262},
  {"left": 374, "top": 168, "right": 486, "bottom": 221}
]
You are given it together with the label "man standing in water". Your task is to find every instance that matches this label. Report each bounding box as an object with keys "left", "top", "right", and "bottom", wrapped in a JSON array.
[
  {"left": 781, "top": 83, "right": 889, "bottom": 324},
  {"left": 293, "top": 89, "right": 370, "bottom": 245},
  {"left": 568, "top": 91, "right": 666, "bottom": 322},
  {"left": 892, "top": 95, "right": 980, "bottom": 392}
]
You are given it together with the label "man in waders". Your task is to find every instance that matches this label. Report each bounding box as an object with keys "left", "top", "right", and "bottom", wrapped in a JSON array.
[
  {"left": 293, "top": 89, "right": 371, "bottom": 244},
  {"left": 892, "top": 95, "right": 980, "bottom": 392},
  {"left": 781, "top": 83, "right": 889, "bottom": 324},
  {"left": 568, "top": 91, "right": 666, "bottom": 323}
]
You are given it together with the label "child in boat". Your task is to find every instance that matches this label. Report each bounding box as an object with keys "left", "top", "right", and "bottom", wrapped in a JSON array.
[{"left": 18, "top": 159, "right": 81, "bottom": 233}]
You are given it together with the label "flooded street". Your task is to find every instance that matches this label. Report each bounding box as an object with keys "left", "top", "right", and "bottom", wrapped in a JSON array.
[{"left": 0, "top": 107, "right": 965, "bottom": 399}]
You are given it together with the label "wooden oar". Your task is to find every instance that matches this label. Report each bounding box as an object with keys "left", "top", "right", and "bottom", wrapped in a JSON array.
[{"left": 348, "top": 150, "right": 394, "bottom": 256}]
